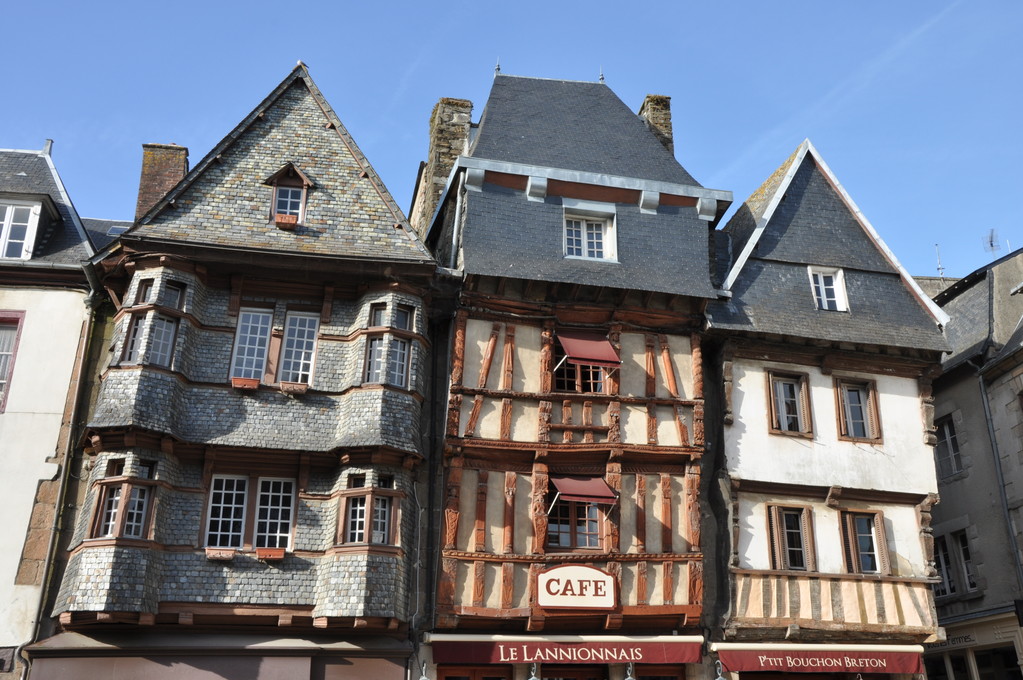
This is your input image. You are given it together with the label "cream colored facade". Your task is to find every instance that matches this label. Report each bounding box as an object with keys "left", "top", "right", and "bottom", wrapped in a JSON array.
[{"left": 0, "top": 287, "right": 88, "bottom": 651}]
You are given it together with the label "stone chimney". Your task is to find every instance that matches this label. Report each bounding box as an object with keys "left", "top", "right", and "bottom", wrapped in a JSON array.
[
  {"left": 408, "top": 98, "right": 472, "bottom": 240},
  {"left": 638, "top": 95, "right": 673, "bottom": 154},
  {"left": 135, "top": 143, "right": 188, "bottom": 222}
]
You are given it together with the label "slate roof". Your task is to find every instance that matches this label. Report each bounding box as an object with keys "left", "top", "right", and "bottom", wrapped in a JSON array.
[
  {"left": 985, "top": 314, "right": 1023, "bottom": 371},
  {"left": 128, "top": 65, "right": 433, "bottom": 265},
  {"left": 460, "top": 183, "right": 718, "bottom": 297},
  {"left": 470, "top": 75, "right": 701, "bottom": 187},
  {"left": 0, "top": 147, "right": 92, "bottom": 265},
  {"left": 82, "top": 218, "right": 131, "bottom": 251},
  {"left": 707, "top": 140, "right": 947, "bottom": 352}
]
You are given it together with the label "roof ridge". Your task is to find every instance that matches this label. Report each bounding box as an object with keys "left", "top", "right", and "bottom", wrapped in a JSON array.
[{"left": 495, "top": 73, "right": 605, "bottom": 86}]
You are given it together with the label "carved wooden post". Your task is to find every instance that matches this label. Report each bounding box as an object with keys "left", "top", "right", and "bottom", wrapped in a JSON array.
[
  {"left": 451, "top": 309, "right": 468, "bottom": 387},
  {"left": 685, "top": 462, "right": 701, "bottom": 550},
  {"left": 606, "top": 450, "right": 622, "bottom": 553},
  {"left": 918, "top": 493, "right": 939, "bottom": 577},
  {"left": 503, "top": 471, "right": 516, "bottom": 554},
  {"left": 540, "top": 323, "right": 554, "bottom": 394},
  {"left": 608, "top": 401, "right": 621, "bottom": 444},
  {"left": 691, "top": 332, "right": 703, "bottom": 400},
  {"left": 474, "top": 470, "right": 489, "bottom": 552},
  {"left": 658, "top": 334, "right": 679, "bottom": 398},
  {"left": 530, "top": 460, "right": 549, "bottom": 554},
  {"left": 636, "top": 474, "right": 647, "bottom": 553},
  {"left": 660, "top": 473, "right": 673, "bottom": 552},
  {"left": 919, "top": 371, "right": 938, "bottom": 446},
  {"left": 607, "top": 323, "right": 622, "bottom": 395},
  {"left": 444, "top": 456, "right": 464, "bottom": 550}
]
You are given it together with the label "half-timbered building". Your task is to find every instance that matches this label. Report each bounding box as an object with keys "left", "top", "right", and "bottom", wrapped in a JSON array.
[
  {"left": 410, "top": 74, "right": 732, "bottom": 680},
  {"left": 704, "top": 140, "right": 948, "bottom": 679}
]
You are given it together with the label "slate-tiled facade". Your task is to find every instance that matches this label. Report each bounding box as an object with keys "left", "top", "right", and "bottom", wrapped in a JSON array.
[{"left": 40, "top": 65, "right": 436, "bottom": 680}]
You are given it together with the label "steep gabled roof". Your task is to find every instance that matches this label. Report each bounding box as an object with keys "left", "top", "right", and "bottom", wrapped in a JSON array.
[
  {"left": 127, "top": 64, "right": 432, "bottom": 264},
  {"left": 0, "top": 146, "right": 93, "bottom": 265},
  {"left": 708, "top": 140, "right": 948, "bottom": 352},
  {"left": 470, "top": 75, "right": 701, "bottom": 187}
]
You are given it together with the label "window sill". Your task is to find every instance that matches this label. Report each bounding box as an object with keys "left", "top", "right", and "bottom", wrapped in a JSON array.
[
  {"left": 279, "top": 381, "right": 309, "bottom": 395},
  {"left": 205, "top": 547, "right": 237, "bottom": 561},
  {"left": 256, "top": 547, "right": 286, "bottom": 561},
  {"left": 274, "top": 214, "right": 299, "bottom": 230},
  {"left": 768, "top": 428, "right": 814, "bottom": 439},
  {"left": 837, "top": 435, "right": 884, "bottom": 445},
  {"left": 231, "top": 377, "right": 260, "bottom": 390},
  {"left": 563, "top": 255, "right": 620, "bottom": 264}
]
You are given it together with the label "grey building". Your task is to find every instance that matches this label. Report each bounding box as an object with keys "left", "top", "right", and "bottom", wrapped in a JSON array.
[
  {"left": 925, "top": 248, "right": 1023, "bottom": 680},
  {"left": 30, "top": 65, "right": 438, "bottom": 680}
]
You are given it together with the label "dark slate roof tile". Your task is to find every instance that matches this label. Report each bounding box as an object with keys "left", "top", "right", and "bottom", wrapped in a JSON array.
[
  {"left": 132, "top": 67, "right": 434, "bottom": 265},
  {"left": 707, "top": 259, "right": 948, "bottom": 351},
  {"left": 82, "top": 218, "right": 131, "bottom": 251},
  {"left": 0, "top": 148, "right": 91, "bottom": 265},
  {"left": 461, "top": 184, "right": 717, "bottom": 298},
  {"left": 470, "top": 75, "right": 700, "bottom": 186}
]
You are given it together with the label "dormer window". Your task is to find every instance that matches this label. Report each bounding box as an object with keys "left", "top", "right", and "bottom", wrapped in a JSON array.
[
  {"left": 562, "top": 199, "right": 617, "bottom": 262},
  {"left": 263, "top": 163, "right": 314, "bottom": 230},
  {"left": 808, "top": 266, "right": 848, "bottom": 311},
  {"left": 0, "top": 201, "right": 39, "bottom": 260}
]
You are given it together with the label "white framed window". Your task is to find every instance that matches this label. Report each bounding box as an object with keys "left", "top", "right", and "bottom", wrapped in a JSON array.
[
  {"left": 768, "top": 372, "right": 812, "bottom": 435},
  {"left": 160, "top": 281, "right": 186, "bottom": 310},
  {"left": 365, "top": 337, "right": 386, "bottom": 383},
  {"left": 767, "top": 505, "right": 816, "bottom": 571},
  {"left": 564, "top": 214, "right": 616, "bottom": 261},
  {"left": 836, "top": 378, "right": 881, "bottom": 441},
  {"left": 0, "top": 201, "right": 38, "bottom": 260},
  {"left": 275, "top": 186, "right": 303, "bottom": 217},
  {"left": 369, "top": 303, "right": 387, "bottom": 327},
  {"left": 92, "top": 459, "right": 156, "bottom": 540},
  {"left": 149, "top": 315, "right": 178, "bottom": 367},
  {"left": 388, "top": 338, "right": 410, "bottom": 387},
  {"left": 341, "top": 474, "right": 399, "bottom": 545},
  {"left": 935, "top": 417, "right": 963, "bottom": 478},
  {"left": 205, "top": 475, "right": 248, "bottom": 548},
  {"left": 122, "top": 315, "right": 146, "bottom": 363},
  {"left": 278, "top": 313, "right": 319, "bottom": 384},
  {"left": 255, "top": 478, "right": 295, "bottom": 549},
  {"left": 231, "top": 309, "right": 273, "bottom": 380},
  {"left": 808, "top": 267, "right": 848, "bottom": 311}
]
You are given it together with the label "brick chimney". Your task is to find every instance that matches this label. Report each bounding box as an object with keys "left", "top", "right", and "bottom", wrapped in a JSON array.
[
  {"left": 135, "top": 143, "right": 188, "bottom": 222},
  {"left": 408, "top": 98, "right": 472, "bottom": 240},
  {"left": 638, "top": 95, "right": 673, "bottom": 154}
]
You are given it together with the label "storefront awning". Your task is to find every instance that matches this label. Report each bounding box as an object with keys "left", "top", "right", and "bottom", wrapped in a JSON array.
[
  {"left": 556, "top": 330, "right": 621, "bottom": 368},
  {"left": 711, "top": 643, "right": 924, "bottom": 674},
  {"left": 550, "top": 476, "right": 618, "bottom": 504},
  {"left": 426, "top": 634, "right": 703, "bottom": 665}
]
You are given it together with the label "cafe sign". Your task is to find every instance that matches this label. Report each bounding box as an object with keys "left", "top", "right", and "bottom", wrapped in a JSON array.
[{"left": 537, "top": 565, "right": 615, "bottom": 610}]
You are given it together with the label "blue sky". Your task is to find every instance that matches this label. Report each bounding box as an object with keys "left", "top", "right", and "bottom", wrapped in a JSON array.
[{"left": 4, "top": 1, "right": 1020, "bottom": 278}]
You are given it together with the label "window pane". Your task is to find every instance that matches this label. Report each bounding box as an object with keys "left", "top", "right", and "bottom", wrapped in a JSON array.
[
  {"left": 365, "top": 337, "right": 385, "bottom": 382},
  {"left": 853, "top": 515, "right": 878, "bottom": 572},
  {"left": 370, "top": 304, "right": 386, "bottom": 327},
  {"left": 275, "top": 187, "right": 302, "bottom": 216},
  {"left": 843, "top": 385, "right": 869, "bottom": 438},
  {"left": 782, "top": 509, "right": 806, "bottom": 569},
  {"left": 934, "top": 535, "right": 956, "bottom": 597},
  {"left": 123, "top": 315, "right": 146, "bottom": 363},
  {"left": 774, "top": 378, "right": 802, "bottom": 431},
  {"left": 585, "top": 221, "right": 604, "bottom": 258},
  {"left": 279, "top": 314, "right": 319, "bottom": 383},
  {"left": 394, "top": 306, "right": 413, "bottom": 331},
  {"left": 565, "top": 219, "right": 583, "bottom": 257},
  {"left": 98, "top": 486, "right": 122, "bottom": 536},
  {"left": 231, "top": 310, "right": 272, "bottom": 379},
  {"left": 255, "top": 478, "right": 294, "bottom": 549},
  {"left": 935, "top": 419, "right": 962, "bottom": 477},
  {"left": 149, "top": 315, "right": 178, "bottom": 367},
  {"left": 123, "top": 486, "right": 149, "bottom": 538},
  {"left": 347, "top": 496, "right": 366, "bottom": 542},
  {"left": 956, "top": 531, "right": 978, "bottom": 590},
  {"left": 388, "top": 338, "right": 409, "bottom": 386},
  {"left": 206, "top": 477, "right": 247, "bottom": 548},
  {"left": 372, "top": 496, "right": 392, "bottom": 543},
  {"left": 0, "top": 323, "right": 16, "bottom": 399}
]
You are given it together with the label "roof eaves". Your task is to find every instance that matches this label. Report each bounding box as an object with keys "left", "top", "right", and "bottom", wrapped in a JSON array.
[{"left": 721, "top": 140, "right": 810, "bottom": 291}]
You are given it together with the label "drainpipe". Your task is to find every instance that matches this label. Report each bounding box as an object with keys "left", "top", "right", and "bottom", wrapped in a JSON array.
[
  {"left": 448, "top": 172, "right": 465, "bottom": 270},
  {"left": 969, "top": 358, "right": 1023, "bottom": 592}
]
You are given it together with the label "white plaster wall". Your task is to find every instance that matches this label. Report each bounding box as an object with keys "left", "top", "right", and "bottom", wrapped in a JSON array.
[
  {"left": 736, "top": 492, "right": 927, "bottom": 577},
  {"left": 726, "top": 359, "right": 937, "bottom": 495},
  {"left": 0, "top": 287, "right": 87, "bottom": 645}
]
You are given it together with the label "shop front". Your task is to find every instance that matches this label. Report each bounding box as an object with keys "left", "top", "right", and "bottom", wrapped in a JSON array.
[
  {"left": 924, "top": 611, "right": 1023, "bottom": 680},
  {"left": 709, "top": 643, "right": 924, "bottom": 680},
  {"left": 423, "top": 634, "right": 704, "bottom": 680}
]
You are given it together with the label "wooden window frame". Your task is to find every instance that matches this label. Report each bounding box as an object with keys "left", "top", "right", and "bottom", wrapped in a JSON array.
[
  {"left": 933, "top": 534, "right": 957, "bottom": 598},
  {"left": 834, "top": 377, "right": 882, "bottom": 442},
  {"left": 840, "top": 510, "right": 890, "bottom": 575},
  {"left": 89, "top": 459, "right": 157, "bottom": 540},
  {"left": 766, "top": 504, "right": 817, "bottom": 571},
  {"left": 134, "top": 278, "right": 155, "bottom": 305},
  {"left": 564, "top": 212, "right": 617, "bottom": 262},
  {"left": 203, "top": 473, "right": 297, "bottom": 551},
  {"left": 337, "top": 476, "right": 402, "bottom": 547},
  {"left": 148, "top": 314, "right": 178, "bottom": 367},
  {"left": 553, "top": 341, "right": 607, "bottom": 394},
  {"left": 546, "top": 497, "right": 605, "bottom": 551},
  {"left": 767, "top": 370, "right": 813, "bottom": 437},
  {"left": 160, "top": 281, "right": 187, "bottom": 310},
  {"left": 0, "top": 311, "right": 25, "bottom": 413},
  {"left": 952, "top": 530, "right": 978, "bottom": 592}
]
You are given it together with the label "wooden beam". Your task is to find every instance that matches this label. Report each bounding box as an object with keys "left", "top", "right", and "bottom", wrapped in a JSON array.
[
  {"left": 644, "top": 334, "right": 657, "bottom": 397},
  {"left": 663, "top": 561, "right": 675, "bottom": 605},
  {"left": 474, "top": 470, "right": 489, "bottom": 552},
  {"left": 658, "top": 334, "right": 679, "bottom": 397},
  {"left": 531, "top": 462, "right": 549, "bottom": 554},
  {"left": 606, "top": 453, "right": 622, "bottom": 553},
  {"left": 685, "top": 463, "right": 701, "bottom": 549},
  {"left": 637, "top": 560, "right": 649, "bottom": 606},
  {"left": 500, "top": 398, "right": 512, "bottom": 440},
  {"left": 501, "top": 561, "right": 515, "bottom": 609},
  {"left": 450, "top": 310, "right": 468, "bottom": 387},
  {"left": 463, "top": 395, "right": 484, "bottom": 439},
  {"left": 473, "top": 561, "right": 486, "bottom": 607},
  {"left": 636, "top": 474, "right": 647, "bottom": 552},
  {"left": 501, "top": 325, "right": 516, "bottom": 390},
  {"left": 540, "top": 324, "right": 554, "bottom": 393},
  {"left": 503, "top": 472, "right": 516, "bottom": 554},
  {"left": 562, "top": 400, "right": 573, "bottom": 444},
  {"left": 582, "top": 401, "right": 594, "bottom": 443},
  {"left": 691, "top": 332, "right": 703, "bottom": 399},
  {"left": 478, "top": 323, "right": 501, "bottom": 389},
  {"left": 444, "top": 457, "right": 463, "bottom": 550},
  {"left": 660, "top": 473, "right": 673, "bottom": 552}
]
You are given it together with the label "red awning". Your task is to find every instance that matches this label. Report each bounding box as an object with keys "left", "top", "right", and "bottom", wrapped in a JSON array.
[
  {"left": 551, "top": 476, "right": 618, "bottom": 504},
  {"left": 556, "top": 330, "right": 620, "bottom": 368},
  {"left": 714, "top": 644, "right": 923, "bottom": 675}
]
